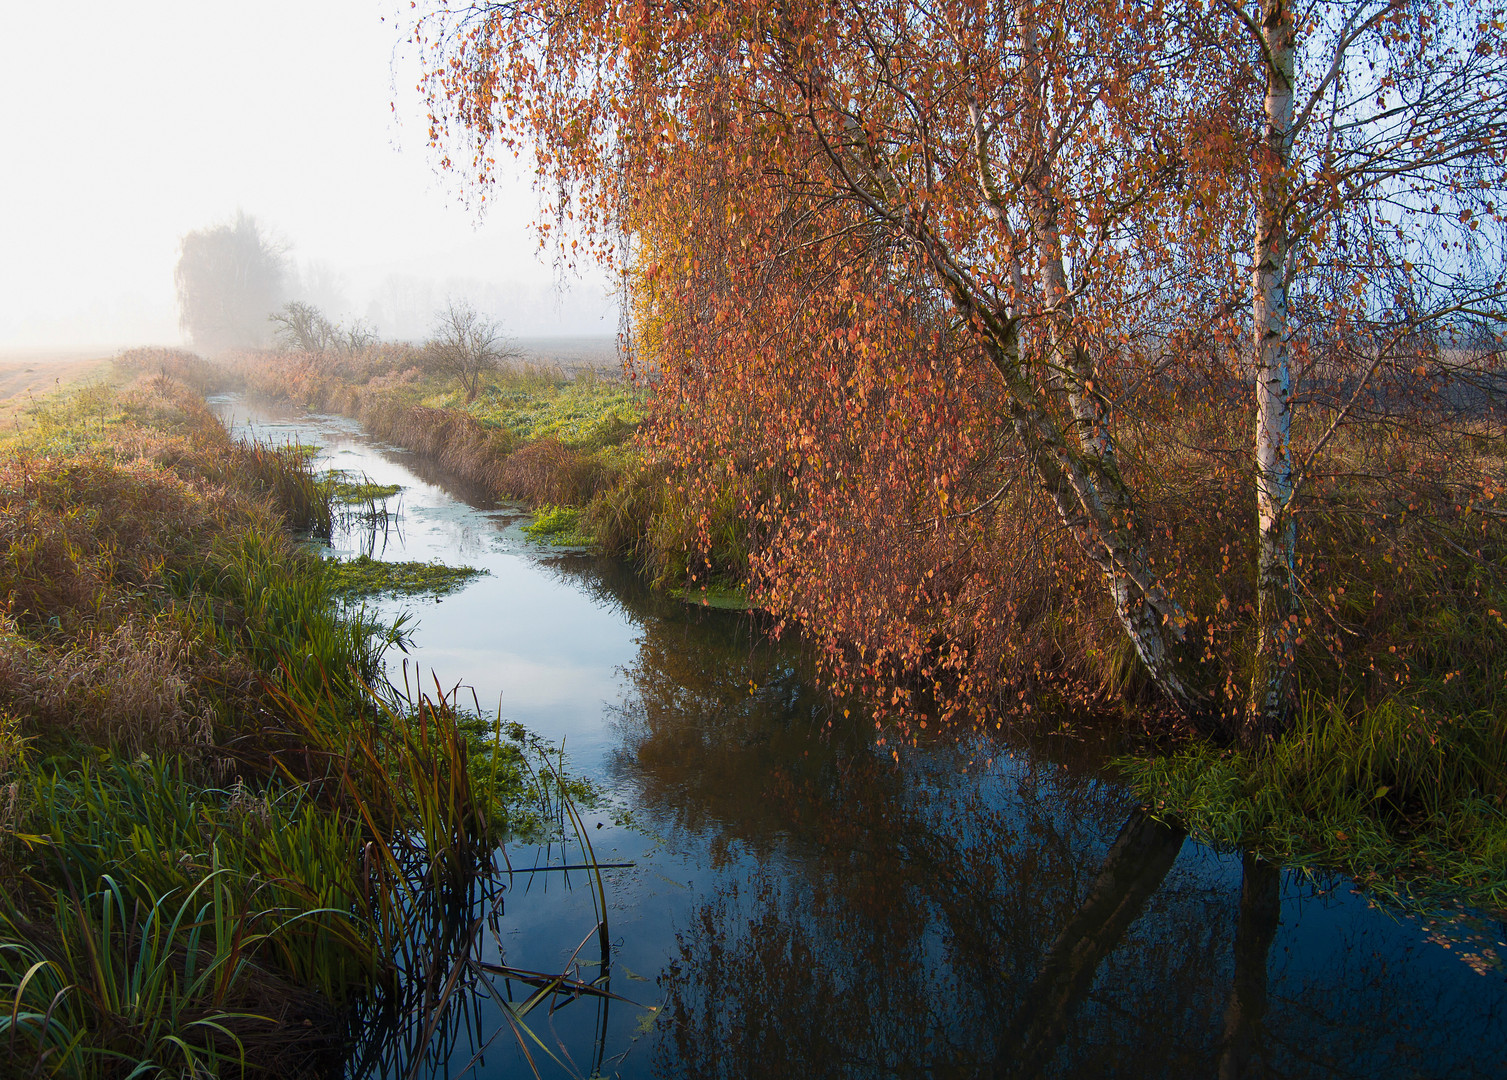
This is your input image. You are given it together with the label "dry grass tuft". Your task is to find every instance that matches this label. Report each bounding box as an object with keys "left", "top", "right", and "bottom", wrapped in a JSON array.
[
  {"left": 114, "top": 347, "right": 231, "bottom": 394},
  {"left": 499, "top": 435, "right": 610, "bottom": 504},
  {"left": 0, "top": 613, "right": 215, "bottom": 759}
]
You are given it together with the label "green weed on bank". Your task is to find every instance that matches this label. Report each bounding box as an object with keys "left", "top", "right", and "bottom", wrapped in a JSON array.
[
  {"left": 1122, "top": 694, "right": 1507, "bottom": 911},
  {"left": 524, "top": 504, "right": 594, "bottom": 547}
]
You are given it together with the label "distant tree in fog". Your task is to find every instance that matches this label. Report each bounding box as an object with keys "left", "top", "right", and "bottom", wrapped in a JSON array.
[
  {"left": 270, "top": 300, "right": 380, "bottom": 356},
  {"left": 174, "top": 212, "right": 286, "bottom": 352},
  {"left": 342, "top": 318, "right": 378, "bottom": 352},
  {"left": 424, "top": 300, "right": 518, "bottom": 402},
  {"left": 270, "top": 301, "right": 338, "bottom": 353}
]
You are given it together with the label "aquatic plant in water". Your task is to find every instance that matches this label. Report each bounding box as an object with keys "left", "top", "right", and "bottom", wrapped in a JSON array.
[{"left": 323, "top": 554, "right": 486, "bottom": 601}]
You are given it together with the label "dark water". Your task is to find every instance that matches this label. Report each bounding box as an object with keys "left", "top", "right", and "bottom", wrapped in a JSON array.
[{"left": 213, "top": 395, "right": 1507, "bottom": 1080}]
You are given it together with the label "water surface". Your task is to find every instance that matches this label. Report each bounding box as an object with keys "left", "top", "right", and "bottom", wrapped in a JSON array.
[{"left": 213, "top": 395, "right": 1507, "bottom": 1080}]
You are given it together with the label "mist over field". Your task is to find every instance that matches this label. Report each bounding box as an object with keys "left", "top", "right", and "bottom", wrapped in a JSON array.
[{"left": 0, "top": 0, "right": 616, "bottom": 352}]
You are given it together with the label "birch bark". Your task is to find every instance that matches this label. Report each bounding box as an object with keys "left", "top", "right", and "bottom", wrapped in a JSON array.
[{"left": 1249, "top": 0, "right": 1298, "bottom": 741}]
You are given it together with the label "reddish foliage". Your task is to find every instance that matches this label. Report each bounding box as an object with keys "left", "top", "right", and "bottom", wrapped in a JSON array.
[{"left": 410, "top": 1, "right": 1507, "bottom": 734}]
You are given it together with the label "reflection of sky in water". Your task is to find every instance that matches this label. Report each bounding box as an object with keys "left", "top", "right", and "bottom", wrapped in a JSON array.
[
  {"left": 211, "top": 395, "right": 1507, "bottom": 1080},
  {"left": 212, "top": 396, "right": 639, "bottom": 771}
]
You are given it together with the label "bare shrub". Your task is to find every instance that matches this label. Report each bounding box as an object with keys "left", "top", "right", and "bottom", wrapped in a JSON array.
[
  {"left": 269, "top": 301, "right": 340, "bottom": 354},
  {"left": 269, "top": 301, "right": 380, "bottom": 359},
  {"left": 422, "top": 300, "right": 519, "bottom": 402}
]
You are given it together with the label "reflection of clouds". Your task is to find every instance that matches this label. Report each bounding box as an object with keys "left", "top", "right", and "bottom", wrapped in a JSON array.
[{"left": 388, "top": 650, "right": 621, "bottom": 713}]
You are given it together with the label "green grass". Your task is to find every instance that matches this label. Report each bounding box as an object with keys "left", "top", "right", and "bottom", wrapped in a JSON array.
[
  {"left": 670, "top": 584, "right": 752, "bottom": 610},
  {"left": 229, "top": 348, "right": 754, "bottom": 588},
  {"left": 0, "top": 371, "right": 547, "bottom": 1075},
  {"left": 450, "top": 375, "right": 642, "bottom": 451},
  {"left": 1121, "top": 694, "right": 1507, "bottom": 912}
]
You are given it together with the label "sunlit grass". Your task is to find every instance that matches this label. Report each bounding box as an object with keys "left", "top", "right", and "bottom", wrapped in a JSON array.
[
  {"left": 1121, "top": 692, "right": 1507, "bottom": 912},
  {"left": 523, "top": 504, "right": 595, "bottom": 547}
]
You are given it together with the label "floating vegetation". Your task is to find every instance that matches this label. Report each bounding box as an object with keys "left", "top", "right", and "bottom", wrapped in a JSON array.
[
  {"left": 323, "top": 470, "right": 404, "bottom": 556},
  {"left": 323, "top": 468, "right": 402, "bottom": 504},
  {"left": 524, "top": 504, "right": 595, "bottom": 547},
  {"left": 325, "top": 554, "right": 485, "bottom": 600}
]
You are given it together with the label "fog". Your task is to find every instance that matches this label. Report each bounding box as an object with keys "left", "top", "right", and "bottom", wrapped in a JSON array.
[{"left": 0, "top": 0, "right": 616, "bottom": 352}]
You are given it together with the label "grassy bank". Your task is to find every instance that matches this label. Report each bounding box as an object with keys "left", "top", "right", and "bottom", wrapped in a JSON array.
[
  {"left": 1122, "top": 694, "right": 1507, "bottom": 910},
  {"left": 226, "top": 345, "right": 748, "bottom": 586},
  {"left": 0, "top": 365, "right": 535, "bottom": 1076}
]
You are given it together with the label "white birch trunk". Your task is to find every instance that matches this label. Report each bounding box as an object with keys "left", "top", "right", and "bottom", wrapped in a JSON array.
[
  {"left": 1249, "top": 0, "right": 1298, "bottom": 740},
  {"left": 1035, "top": 209, "right": 1194, "bottom": 711}
]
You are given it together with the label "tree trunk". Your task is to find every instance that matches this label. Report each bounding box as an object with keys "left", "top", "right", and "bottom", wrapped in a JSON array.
[
  {"left": 930, "top": 263, "right": 1198, "bottom": 717},
  {"left": 992, "top": 808, "right": 1187, "bottom": 1079},
  {"left": 1248, "top": 0, "right": 1298, "bottom": 743},
  {"left": 970, "top": 8, "right": 1196, "bottom": 716},
  {"left": 1034, "top": 185, "right": 1195, "bottom": 714},
  {"left": 1216, "top": 851, "right": 1281, "bottom": 1080}
]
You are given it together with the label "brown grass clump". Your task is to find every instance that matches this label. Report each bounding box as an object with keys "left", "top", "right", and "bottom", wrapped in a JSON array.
[
  {"left": 114, "top": 347, "right": 231, "bottom": 395},
  {"left": 0, "top": 374, "right": 331, "bottom": 768},
  {"left": 0, "top": 613, "right": 216, "bottom": 759},
  {"left": 1, "top": 456, "right": 216, "bottom": 625},
  {"left": 224, "top": 343, "right": 422, "bottom": 411},
  {"left": 499, "top": 435, "right": 611, "bottom": 505},
  {"left": 366, "top": 401, "right": 517, "bottom": 489}
]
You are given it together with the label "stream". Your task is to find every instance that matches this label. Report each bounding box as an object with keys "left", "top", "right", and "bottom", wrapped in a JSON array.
[{"left": 212, "top": 394, "right": 1507, "bottom": 1080}]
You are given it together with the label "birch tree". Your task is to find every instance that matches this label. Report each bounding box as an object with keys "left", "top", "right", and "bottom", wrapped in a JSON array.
[
  {"left": 411, "top": 0, "right": 1506, "bottom": 736},
  {"left": 1227, "top": 0, "right": 1507, "bottom": 737}
]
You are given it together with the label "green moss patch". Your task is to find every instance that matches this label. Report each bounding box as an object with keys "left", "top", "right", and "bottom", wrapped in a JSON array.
[
  {"left": 524, "top": 504, "right": 595, "bottom": 547},
  {"left": 323, "top": 470, "right": 402, "bottom": 504},
  {"left": 670, "top": 584, "right": 752, "bottom": 610}
]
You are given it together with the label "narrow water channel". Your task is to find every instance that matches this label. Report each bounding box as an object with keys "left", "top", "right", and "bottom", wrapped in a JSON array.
[{"left": 213, "top": 395, "right": 1507, "bottom": 1080}]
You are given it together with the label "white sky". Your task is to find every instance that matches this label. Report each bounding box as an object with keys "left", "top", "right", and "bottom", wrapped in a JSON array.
[{"left": 0, "top": 0, "right": 616, "bottom": 348}]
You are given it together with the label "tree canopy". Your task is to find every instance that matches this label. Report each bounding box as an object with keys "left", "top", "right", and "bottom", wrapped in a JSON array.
[{"left": 414, "top": 0, "right": 1507, "bottom": 737}]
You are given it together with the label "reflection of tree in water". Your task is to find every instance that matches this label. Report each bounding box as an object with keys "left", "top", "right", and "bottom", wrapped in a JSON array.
[
  {"left": 557, "top": 553, "right": 1507, "bottom": 1079},
  {"left": 650, "top": 811, "right": 1504, "bottom": 1078},
  {"left": 1251, "top": 893, "right": 1507, "bottom": 1079},
  {"left": 646, "top": 800, "right": 1225, "bottom": 1079}
]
